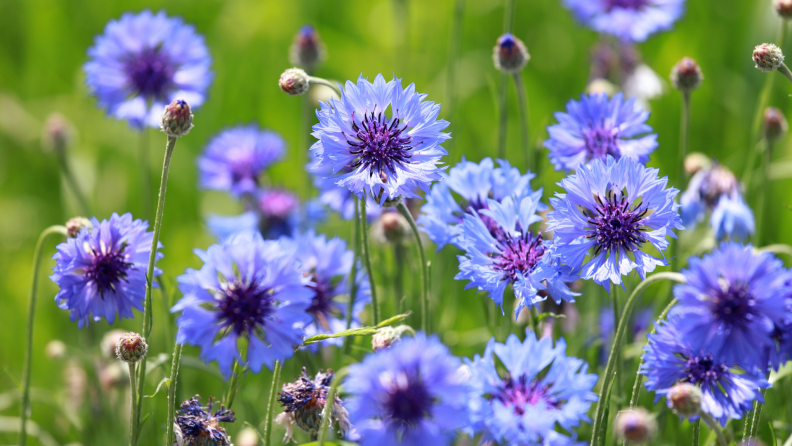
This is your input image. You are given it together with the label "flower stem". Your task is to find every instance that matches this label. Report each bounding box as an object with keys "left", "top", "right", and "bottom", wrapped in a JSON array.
[
  {"left": 308, "top": 76, "right": 342, "bottom": 97},
  {"left": 263, "top": 360, "right": 281, "bottom": 446},
  {"left": 701, "top": 412, "right": 728, "bottom": 446},
  {"left": 19, "top": 225, "right": 68, "bottom": 446},
  {"left": 446, "top": 0, "right": 465, "bottom": 157},
  {"left": 164, "top": 343, "right": 182, "bottom": 446},
  {"left": 395, "top": 242, "right": 406, "bottom": 312},
  {"left": 225, "top": 360, "right": 244, "bottom": 409},
  {"left": 692, "top": 418, "right": 701, "bottom": 446},
  {"left": 397, "top": 200, "right": 429, "bottom": 333},
  {"left": 139, "top": 131, "right": 152, "bottom": 221},
  {"left": 55, "top": 149, "right": 91, "bottom": 216},
  {"left": 317, "top": 367, "right": 349, "bottom": 446},
  {"left": 128, "top": 364, "right": 138, "bottom": 446},
  {"left": 673, "top": 90, "right": 690, "bottom": 274},
  {"left": 344, "top": 197, "right": 362, "bottom": 355},
  {"left": 511, "top": 72, "right": 532, "bottom": 173},
  {"left": 359, "top": 195, "right": 379, "bottom": 325},
  {"left": 589, "top": 272, "right": 687, "bottom": 446},
  {"left": 497, "top": 73, "right": 508, "bottom": 160},
  {"left": 134, "top": 135, "right": 177, "bottom": 445},
  {"left": 627, "top": 299, "right": 678, "bottom": 410},
  {"left": 749, "top": 389, "right": 767, "bottom": 438},
  {"left": 756, "top": 139, "right": 775, "bottom": 245},
  {"left": 778, "top": 62, "right": 792, "bottom": 85}
]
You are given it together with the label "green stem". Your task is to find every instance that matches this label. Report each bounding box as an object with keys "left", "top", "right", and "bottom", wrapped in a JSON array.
[
  {"left": 359, "top": 196, "right": 379, "bottom": 325},
  {"left": 749, "top": 389, "right": 767, "bottom": 438},
  {"left": 511, "top": 72, "right": 532, "bottom": 173},
  {"left": 263, "top": 361, "right": 281, "bottom": 446},
  {"left": 128, "top": 364, "right": 138, "bottom": 446},
  {"left": 344, "top": 198, "right": 362, "bottom": 355},
  {"left": 497, "top": 73, "right": 508, "bottom": 160},
  {"left": 395, "top": 242, "right": 406, "bottom": 312},
  {"left": 164, "top": 343, "right": 182, "bottom": 446},
  {"left": 627, "top": 299, "right": 678, "bottom": 410},
  {"left": 692, "top": 418, "right": 701, "bottom": 446},
  {"left": 225, "top": 360, "right": 244, "bottom": 409},
  {"left": 758, "top": 243, "right": 792, "bottom": 256},
  {"left": 317, "top": 367, "right": 349, "bottom": 446},
  {"left": 503, "top": 0, "right": 515, "bottom": 32},
  {"left": 397, "top": 200, "right": 429, "bottom": 333},
  {"left": 756, "top": 139, "right": 775, "bottom": 245},
  {"left": 701, "top": 412, "right": 728, "bottom": 446},
  {"left": 777, "top": 62, "right": 792, "bottom": 85},
  {"left": 55, "top": 150, "right": 91, "bottom": 216},
  {"left": 308, "top": 76, "right": 342, "bottom": 97},
  {"left": 139, "top": 131, "right": 152, "bottom": 222},
  {"left": 134, "top": 135, "right": 177, "bottom": 445},
  {"left": 673, "top": 91, "right": 690, "bottom": 274},
  {"left": 446, "top": 0, "right": 465, "bottom": 156},
  {"left": 589, "top": 272, "right": 687, "bottom": 446},
  {"left": 20, "top": 225, "right": 68, "bottom": 446},
  {"left": 612, "top": 287, "right": 622, "bottom": 398}
]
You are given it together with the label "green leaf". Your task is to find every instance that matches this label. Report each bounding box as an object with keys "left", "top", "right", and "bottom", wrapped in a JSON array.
[
  {"left": 302, "top": 312, "right": 411, "bottom": 345},
  {"left": 144, "top": 377, "right": 170, "bottom": 398},
  {"left": 535, "top": 312, "right": 566, "bottom": 323}
]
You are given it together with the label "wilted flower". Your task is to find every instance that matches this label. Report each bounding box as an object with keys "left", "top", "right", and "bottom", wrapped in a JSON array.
[
  {"left": 174, "top": 395, "right": 235, "bottom": 446},
  {"left": 276, "top": 368, "right": 350, "bottom": 442}
]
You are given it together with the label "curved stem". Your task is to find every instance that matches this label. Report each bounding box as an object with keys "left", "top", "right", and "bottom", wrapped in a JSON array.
[
  {"left": 55, "top": 150, "right": 91, "bottom": 216},
  {"left": 511, "top": 72, "right": 532, "bottom": 173},
  {"left": 317, "top": 367, "right": 349, "bottom": 446},
  {"left": 359, "top": 196, "right": 379, "bottom": 325},
  {"left": 344, "top": 198, "right": 362, "bottom": 355},
  {"left": 134, "top": 135, "right": 177, "bottom": 445},
  {"left": 701, "top": 412, "right": 728, "bottom": 446},
  {"left": 308, "top": 76, "right": 342, "bottom": 97},
  {"left": 19, "top": 225, "right": 68, "bottom": 446},
  {"left": 139, "top": 132, "right": 152, "bottom": 221},
  {"left": 397, "top": 201, "right": 429, "bottom": 333},
  {"left": 263, "top": 360, "right": 281, "bottom": 446},
  {"left": 627, "top": 299, "right": 678, "bottom": 411},
  {"left": 164, "top": 343, "right": 182, "bottom": 446},
  {"left": 692, "top": 418, "right": 701, "bottom": 446},
  {"left": 128, "top": 364, "right": 138, "bottom": 446},
  {"left": 589, "top": 272, "right": 687, "bottom": 446},
  {"left": 778, "top": 62, "right": 792, "bottom": 85},
  {"left": 758, "top": 243, "right": 792, "bottom": 256}
]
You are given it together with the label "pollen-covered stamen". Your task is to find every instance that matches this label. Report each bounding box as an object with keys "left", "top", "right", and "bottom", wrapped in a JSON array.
[
  {"left": 492, "top": 374, "right": 562, "bottom": 416},
  {"left": 215, "top": 278, "right": 275, "bottom": 337},
  {"left": 582, "top": 127, "right": 620, "bottom": 161},
  {"left": 86, "top": 245, "right": 134, "bottom": 298},
  {"left": 586, "top": 188, "right": 649, "bottom": 254},
  {"left": 711, "top": 282, "right": 758, "bottom": 329},
  {"left": 343, "top": 109, "right": 416, "bottom": 182},
  {"left": 681, "top": 354, "right": 728, "bottom": 387},
  {"left": 124, "top": 46, "right": 175, "bottom": 100},
  {"left": 382, "top": 371, "right": 433, "bottom": 427},
  {"left": 491, "top": 229, "right": 546, "bottom": 280}
]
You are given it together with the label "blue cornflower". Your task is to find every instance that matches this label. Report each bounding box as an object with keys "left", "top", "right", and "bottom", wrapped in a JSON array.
[
  {"left": 640, "top": 319, "right": 769, "bottom": 426},
  {"left": 669, "top": 243, "right": 792, "bottom": 372},
  {"left": 50, "top": 213, "right": 162, "bottom": 328},
  {"left": 84, "top": 10, "right": 212, "bottom": 129},
  {"left": 456, "top": 195, "right": 580, "bottom": 315},
  {"left": 172, "top": 232, "right": 313, "bottom": 378},
  {"left": 344, "top": 334, "right": 468, "bottom": 446},
  {"left": 307, "top": 159, "right": 381, "bottom": 221},
  {"left": 207, "top": 188, "right": 324, "bottom": 240},
  {"left": 547, "top": 156, "right": 683, "bottom": 291},
  {"left": 174, "top": 395, "right": 235, "bottom": 446},
  {"left": 544, "top": 93, "right": 657, "bottom": 172},
  {"left": 198, "top": 125, "right": 286, "bottom": 197},
  {"left": 310, "top": 74, "right": 450, "bottom": 205},
  {"left": 465, "top": 332, "right": 597, "bottom": 445},
  {"left": 562, "top": 0, "right": 686, "bottom": 43},
  {"left": 279, "top": 230, "right": 370, "bottom": 347},
  {"left": 680, "top": 163, "right": 754, "bottom": 240},
  {"left": 419, "top": 157, "right": 543, "bottom": 250}
]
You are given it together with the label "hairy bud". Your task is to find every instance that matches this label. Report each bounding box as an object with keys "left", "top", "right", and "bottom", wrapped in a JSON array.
[
  {"left": 160, "top": 99, "right": 193, "bottom": 138},
  {"left": 279, "top": 68, "right": 310, "bottom": 96},
  {"left": 493, "top": 33, "right": 530, "bottom": 73},
  {"left": 667, "top": 383, "right": 703, "bottom": 418},
  {"left": 115, "top": 332, "right": 148, "bottom": 363},
  {"left": 763, "top": 107, "right": 788, "bottom": 143},
  {"left": 753, "top": 43, "right": 784, "bottom": 73},
  {"left": 670, "top": 57, "right": 703, "bottom": 92}
]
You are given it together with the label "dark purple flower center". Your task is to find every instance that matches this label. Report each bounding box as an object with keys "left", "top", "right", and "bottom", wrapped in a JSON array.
[
  {"left": 710, "top": 282, "right": 758, "bottom": 329},
  {"left": 307, "top": 275, "right": 341, "bottom": 330},
  {"left": 586, "top": 188, "right": 649, "bottom": 254},
  {"left": 681, "top": 354, "right": 728, "bottom": 386},
  {"left": 86, "top": 244, "right": 133, "bottom": 298},
  {"left": 461, "top": 199, "right": 501, "bottom": 235},
  {"left": 583, "top": 127, "right": 620, "bottom": 161},
  {"left": 605, "top": 0, "right": 650, "bottom": 11},
  {"left": 344, "top": 109, "right": 415, "bottom": 183},
  {"left": 493, "top": 374, "right": 561, "bottom": 415},
  {"left": 124, "top": 46, "right": 175, "bottom": 100},
  {"left": 216, "top": 279, "right": 275, "bottom": 337},
  {"left": 177, "top": 396, "right": 235, "bottom": 446},
  {"left": 382, "top": 371, "right": 433, "bottom": 427},
  {"left": 230, "top": 159, "right": 259, "bottom": 187},
  {"left": 491, "top": 229, "right": 546, "bottom": 280}
]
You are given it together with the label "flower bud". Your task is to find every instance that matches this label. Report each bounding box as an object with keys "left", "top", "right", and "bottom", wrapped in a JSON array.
[
  {"left": 45, "top": 340, "right": 67, "bottom": 360},
  {"left": 372, "top": 326, "right": 402, "bottom": 352},
  {"left": 160, "top": 99, "right": 193, "bottom": 138},
  {"left": 42, "top": 113, "right": 72, "bottom": 153},
  {"left": 289, "top": 25, "right": 326, "bottom": 72},
  {"left": 667, "top": 383, "right": 703, "bottom": 418},
  {"left": 614, "top": 408, "right": 657, "bottom": 444},
  {"left": 670, "top": 57, "right": 703, "bottom": 93},
  {"left": 236, "top": 427, "right": 260, "bottom": 446},
  {"left": 763, "top": 107, "right": 788, "bottom": 143},
  {"left": 65, "top": 216, "right": 92, "bottom": 238},
  {"left": 684, "top": 152, "right": 712, "bottom": 176},
  {"left": 115, "top": 332, "right": 148, "bottom": 363},
  {"left": 776, "top": 0, "right": 792, "bottom": 19},
  {"left": 493, "top": 33, "right": 530, "bottom": 73},
  {"left": 753, "top": 43, "right": 784, "bottom": 73},
  {"left": 371, "top": 211, "right": 411, "bottom": 244},
  {"left": 279, "top": 68, "right": 310, "bottom": 96}
]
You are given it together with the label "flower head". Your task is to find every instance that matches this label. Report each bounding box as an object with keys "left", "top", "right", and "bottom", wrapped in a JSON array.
[
  {"left": 777, "top": 0, "right": 792, "bottom": 19},
  {"left": 670, "top": 57, "right": 703, "bottom": 93},
  {"left": 419, "top": 157, "right": 542, "bottom": 250},
  {"left": 465, "top": 332, "right": 597, "bottom": 445},
  {"left": 198, "top": 125, "right": 286, "bottom": 197},
  {"left": 640, "top": 319, "right": 769, "bottom": 426},
  {"left": 84, "top": 10, "right": 212, "bottom": 129},
  {"left": 667, "top": 383, "right": 703, "bottom": 418},
  {"left": 310, "top": 74, "right": 450, "bottom": 205},
  {"left": 547, "top": 156, "right": 682, "bottom": 291},
  {"left": 289, "top": 25, "right": 326, "bottom": 72},
  {"left": 344, "top": 334, "right": 468, "bottom": 446},
  {"left": 280, "top": 68, "right": 310, "bottom": 96},
  {"left": 161, "top": 99, "right": 194, "bottom": 138},
  {"left": 754, "top": 43, "right": 785, "bottom": 73},
  {"left": 50, "top": 213, "right": 162, "bottom": 327},
  {"left": 172, "top": 232, "right": 313, "bottom": 377},
  {"left": 543, "top": 93, "right": 658, "bottom": 172},
  {"left": 174, "top": 395, "right": 235, "bottom": 446},
  {"left": 562, "top": 0, "right": 686, "bottom": 43},
  {"left": 456, "top": 195, "right": 580, "bottom": 315},
  {"left": 669, "top": 243, "right": 792, "bottom": 371},
  {"left": 115, "top": 332, "right": 148, "bottom": 363},
  {"left": 493, "top": 33, "right": 530, "bottom": 73},
  {"left": 276, "top": 368, "right": 350, "bottom": 442},
  {"left": 763, "top": 107, "right": 788, "bottom": 143}
]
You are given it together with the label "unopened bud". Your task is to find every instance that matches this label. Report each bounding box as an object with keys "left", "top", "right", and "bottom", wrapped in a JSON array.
[
  {"left": 493, "top": 33, "right": 530, "bottom": 73},
  {"left": 684, "top": 152, "right": 712, "bottom": 176},
  {"left": 372, "top": 325, "right": 413, "bottom": 352},
  {"left": 671, "top": 57, "right": 703, "bottom": 92},
  {"left": 763, "top": 107, "right": 788, "bottom": 143},
  {"left": 66, "top": 216, "right": 92, "bottom": 238},
  {"left": 289, "top": 25, "right": 326, "bottom": 72},
  {"left": 43, "top": 113, "right": 72, "bottom": 153},
  {"left": 160, "top": 99, "right": 193, "bottom": 138},
  {"left": 776, "top": 0, "right": 792, "bottom": 19},
  {"left": 371, "top": 211, "right": 411, "bottom": 244},
  {"left": 279, "top": 68, "right": 310, "bottom": 96},
  {"left": 115, "top": 332, "right": 148, "bottom": 363},
  {"left": 667, "top": 383, "right": 703, "bottom": 418},
  {"left": 753, "top": 43, "right": 784, "bottom": 73},
  {"left": 614, "top": 408, "right": 657, "bottom": 444},
  {"left": 45, "top": 340, "right": 67, "bottom": 360}
]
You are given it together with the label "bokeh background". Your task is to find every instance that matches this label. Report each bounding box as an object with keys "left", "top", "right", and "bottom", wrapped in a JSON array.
[{"left": 2, "top": 0, "right": 791, "bottom": 445}]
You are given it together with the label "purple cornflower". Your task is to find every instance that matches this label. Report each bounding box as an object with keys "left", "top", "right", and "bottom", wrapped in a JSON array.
[
  {"left": 344, "top": 334, "right": 468, "bottom": 446},
  {"left": 310, "top": 74, "right": 450, "bottom": 205},
  {"left": 84, "top": 10, "right": 212, "bottom": 129},
  {"left": 172, "top": 232, "right": 313, "bottom": 378},
  {"left": 680, "top": 163, "right": 754, "bottom": 240},
  {"left": 562, "top": 0, "right": 686, "bottom": 43},
  {"left": 669, "top": 242, "right": 792, "bottom": 372},
  {"left": 547, "top": 156, "right": 683, "bottom": 292},
  {"left": 419, "top": 157, "right": 543, "bottom": 250},
  {"left": 198, "top": 125, "right": 286, "bottom": 197},
  {"left": 308, "top": 159, "right": 381, "bottom": 221},
  {"left": 544, "top": 93, "right": 657, "bottom": 172},
  {"left": 50, "top": 213, "right": 161, "bottom": 328},
  {"left": 465, "top": 332, "right": 597, "bottom": 445},
  {"left": 640, "top": 319, "right": 769, "bottom": 426},
  {"left": 173, "top": 395, "right": 235, "bottom": 446},
  {"left": 456, "top": 195, "right": 580, "bottom": 315}
]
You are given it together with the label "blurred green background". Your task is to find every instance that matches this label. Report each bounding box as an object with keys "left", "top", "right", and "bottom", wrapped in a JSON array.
[{"left": 2, "top": 0, "right": 792, "bottom": 444}]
